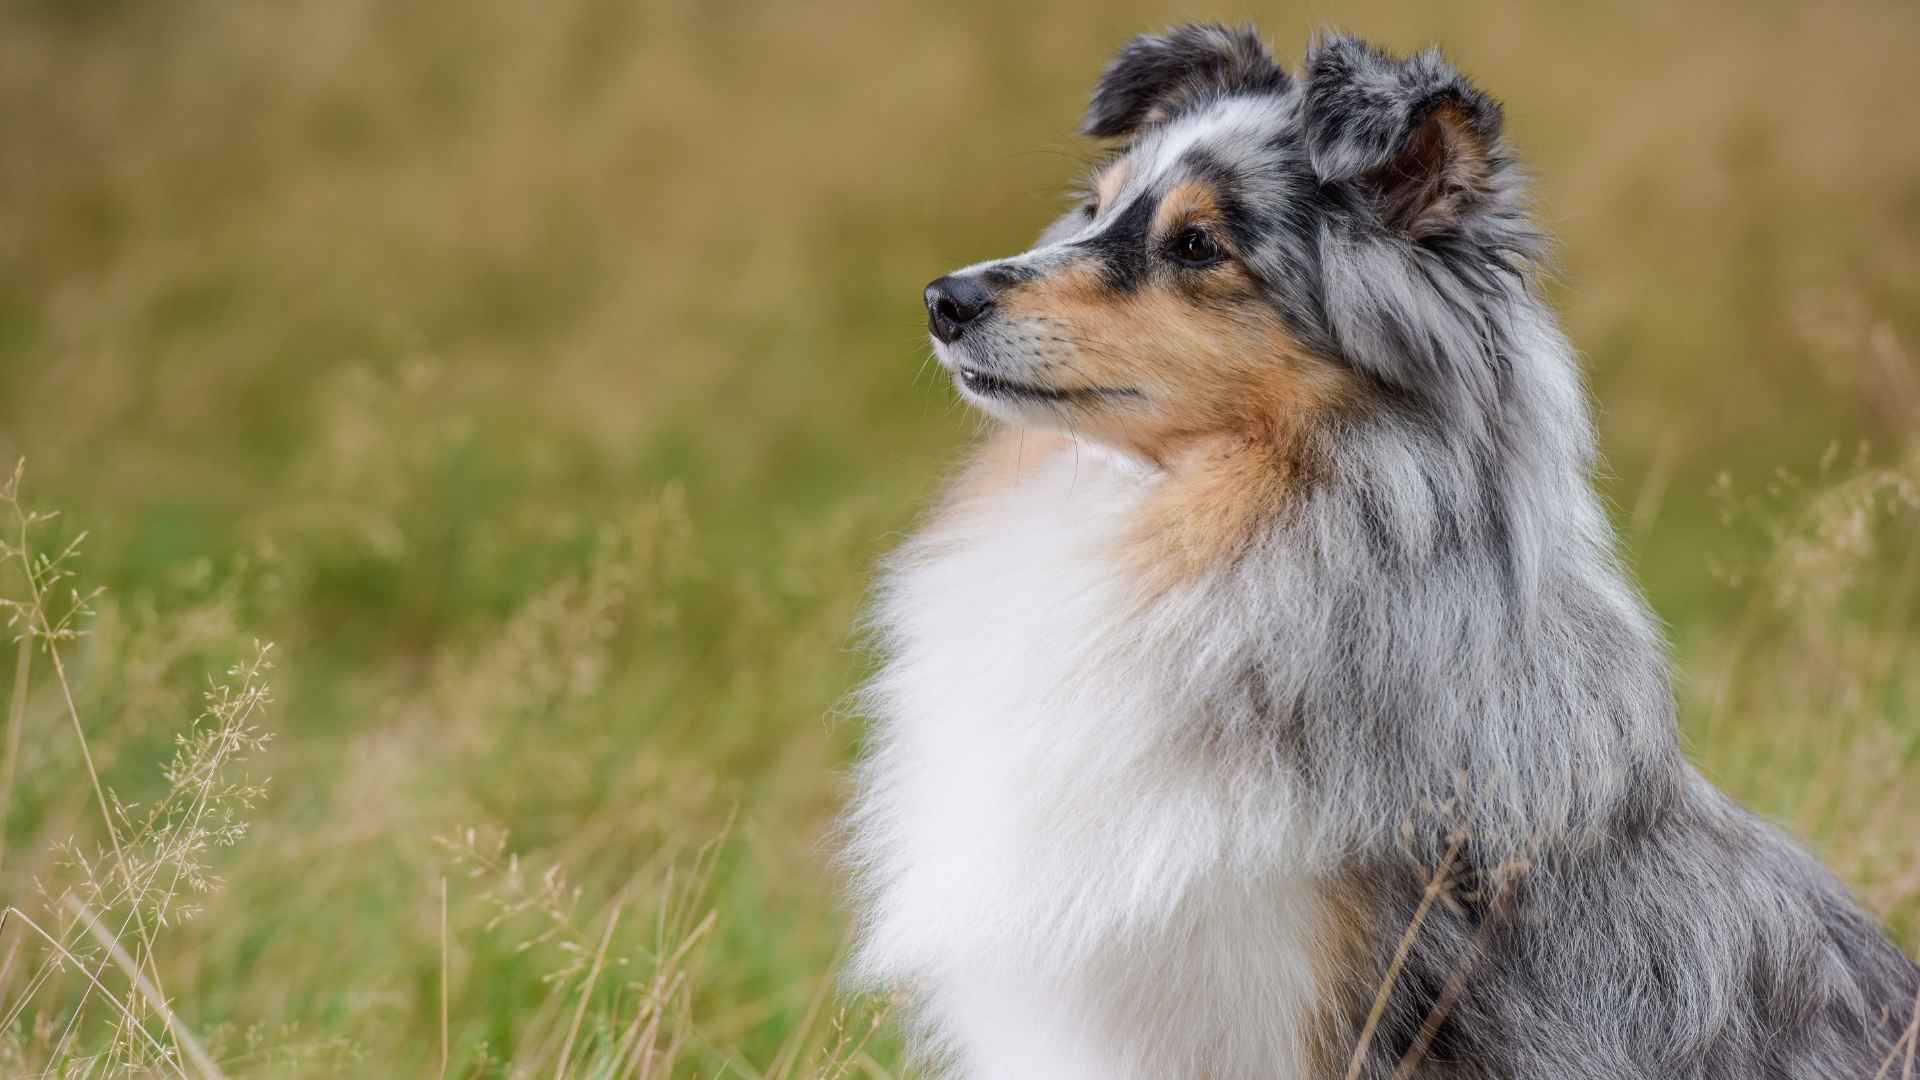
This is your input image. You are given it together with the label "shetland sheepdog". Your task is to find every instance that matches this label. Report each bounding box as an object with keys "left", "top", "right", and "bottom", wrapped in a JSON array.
[{"left": 843, "top": 25, "right": 1920, "bottom": 1079}]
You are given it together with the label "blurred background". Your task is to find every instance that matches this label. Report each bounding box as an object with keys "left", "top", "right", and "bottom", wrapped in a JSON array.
[{"left": 1, "top": 0, "right": 1916, "bottom": 1075}]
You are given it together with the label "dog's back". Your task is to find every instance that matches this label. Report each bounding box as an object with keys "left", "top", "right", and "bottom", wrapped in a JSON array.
[{"left": 1337, "top": 779, "right": 1920, "bottom": 1078}]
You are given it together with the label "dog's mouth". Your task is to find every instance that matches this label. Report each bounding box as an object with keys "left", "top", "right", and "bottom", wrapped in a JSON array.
[{"left": 956, "top": 367, "right": 1141, "bottom": 405}]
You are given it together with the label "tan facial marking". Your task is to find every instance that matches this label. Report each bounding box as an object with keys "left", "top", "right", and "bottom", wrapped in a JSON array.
[
  {"left": 992, "top": 228, "right": 1353, "bottom": 591},
  {"left": 1152, "top": 179, "right": 1224, "bottom": 238},
  {"left": 996, "top": 262, "right": 1347, "bottom": 460}
]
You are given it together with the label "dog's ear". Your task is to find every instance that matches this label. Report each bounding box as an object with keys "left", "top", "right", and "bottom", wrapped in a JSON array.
[
  {"left": 1302, "top": 33, "right": 1505, "bottom": 234},
  {"left": 1082, "top": 24, "right": 1288, "bottom": 139}
]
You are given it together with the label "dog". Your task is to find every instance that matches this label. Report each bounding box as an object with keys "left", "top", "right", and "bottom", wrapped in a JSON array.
[{"left": 842, "top": 25, "right": 1920, "bottom": 1079}]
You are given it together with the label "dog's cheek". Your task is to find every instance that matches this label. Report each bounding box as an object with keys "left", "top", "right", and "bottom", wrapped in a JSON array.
[{"left": 998, "top": 266, "right": 1151, "bottom": 390}]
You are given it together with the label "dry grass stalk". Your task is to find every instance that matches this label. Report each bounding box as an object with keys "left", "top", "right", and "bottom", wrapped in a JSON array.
[
  {"left": 1344, "top": 833, "right": 1465, "bottom": 1080},
  {"left": 1, "top": 465, "right": 274, "bottom": 1076},
  {"left": 64, "top": 896, "right": 224, "bottom": 1080},
  {"left": 554, "top": 897, "right": 623, "bottom": 1079}
]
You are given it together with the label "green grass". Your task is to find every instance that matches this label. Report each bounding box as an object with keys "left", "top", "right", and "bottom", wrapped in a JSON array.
[{"left": 1, "top": 0, "right": 1917, "bottom": 1074}]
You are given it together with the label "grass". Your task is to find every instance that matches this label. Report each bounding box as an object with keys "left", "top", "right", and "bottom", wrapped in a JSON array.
[{"left": 0, "top": 0, "right": 1916, "bottom": 1074}]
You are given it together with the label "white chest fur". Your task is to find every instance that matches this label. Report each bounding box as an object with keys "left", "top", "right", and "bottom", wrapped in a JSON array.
[{"left": 846, "top": 444, "right": 1330, "bottom": 1079}]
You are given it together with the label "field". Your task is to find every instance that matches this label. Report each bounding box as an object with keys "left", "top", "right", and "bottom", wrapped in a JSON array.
[{"left": 1, "top": 0, "right": 1917, "bottom": 1075}]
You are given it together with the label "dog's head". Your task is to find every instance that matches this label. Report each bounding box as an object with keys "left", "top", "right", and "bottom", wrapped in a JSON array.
[{"left": 924, "top": 26, "right": 1528, "bottom": 462}]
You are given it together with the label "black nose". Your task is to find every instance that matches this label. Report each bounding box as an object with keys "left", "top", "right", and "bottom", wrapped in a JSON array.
[{"left": 924, "top": 274, "right": 996, "bottom": 344}]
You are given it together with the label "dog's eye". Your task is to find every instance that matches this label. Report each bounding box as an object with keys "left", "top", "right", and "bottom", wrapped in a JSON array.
[
  {"left": 1082, "top": 202, "right": 1099, "bottom": 220},
  {"left": 1171, "top": 227, "right": 1222, "bottom": 266}
]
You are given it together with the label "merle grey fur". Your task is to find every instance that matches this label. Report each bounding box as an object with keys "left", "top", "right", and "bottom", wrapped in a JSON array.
[
  {"left": 1026, "top": 25, "right": 1917, "bottom": 1076},
  {"left": 1082, "top": 24, "right": 1291, "bottom": 138}
]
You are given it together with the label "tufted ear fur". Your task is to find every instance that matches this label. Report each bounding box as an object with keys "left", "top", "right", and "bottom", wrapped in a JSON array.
[
  {"left": 1082, "top": 24, "right": 1289, "bottom": 139},
  {"left": 1303, "top": 33, "right": 1506, "bottom": 235}
]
